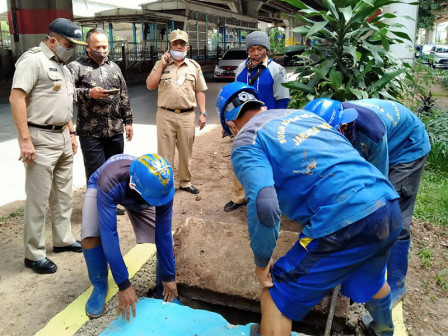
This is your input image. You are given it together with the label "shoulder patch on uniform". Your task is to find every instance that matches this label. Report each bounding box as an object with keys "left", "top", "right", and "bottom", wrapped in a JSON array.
[{"left": 189, "top": 59, "right": 201, "bottom": 68}]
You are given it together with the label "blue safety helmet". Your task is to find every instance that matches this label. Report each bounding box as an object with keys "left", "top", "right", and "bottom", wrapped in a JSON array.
[
  {"left": 216, "top": 82, "right": 264, "bottom": 136},
  {"left": 304, "top": 98, "right": 358, "bottom": 128},
  {"left": 129, "top": 154, "right": 174, "bottom": 206}
]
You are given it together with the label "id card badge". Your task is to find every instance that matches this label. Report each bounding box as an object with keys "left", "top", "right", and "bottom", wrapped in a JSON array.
[{"left": 177, "top": 74, "right": 186, "bottom": 86}]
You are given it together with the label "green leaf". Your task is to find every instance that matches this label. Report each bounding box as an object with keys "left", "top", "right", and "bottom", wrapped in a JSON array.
[
  {"left": 323, "top": 0, "right": 339, "bottom": 20},
  {"left": 344, "top": 45, "right": 358, "bottom": 66},
  {"left": 306, "top": 20, "right": 329, "bottom": 39},
  {"left": 371, "top": 69, "right": 409, "bottom": 91},
  {"left": 339, "top": 6, "right": 353, "bottom": 22},
  {"left": 292, "top": 26, "right": 310, "bottom": 34},
  {"left": 329, "top": 69, "right": 343, "bottom": 88},
  {"left": 283, "top": 81, "right": 316, "bottom": 94},
  {"left": 390, "top": 30, "right": 412, "bottom": 41}
]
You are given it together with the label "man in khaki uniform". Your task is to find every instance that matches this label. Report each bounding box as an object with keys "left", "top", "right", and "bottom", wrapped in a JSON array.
[
  {"left": 146, "top": 29, "right": 207, "bottom": 194},
  {"left": 9, "top": 18, "right": 87, "bottom": 274}
]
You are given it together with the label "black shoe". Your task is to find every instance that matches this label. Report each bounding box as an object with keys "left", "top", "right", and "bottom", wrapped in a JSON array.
[
  {"left": 53, "top": 240, "right": 82, "bottom": 253},
  {"left": 24, "top": 257, "right": 57, "bottom": 274},
  {"left": 116, "top": 206, "right": 125, "bottom": 216},
  {"left": 224, "top": 200, "right": 245, "bottom": 212},
  {"left": 179, "top": 185, "right": 200, "bottom": 194}
]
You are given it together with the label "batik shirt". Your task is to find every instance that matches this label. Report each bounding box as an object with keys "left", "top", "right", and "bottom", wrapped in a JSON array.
[{"left": 67, "top": 55, "right": 133, "bottom": 138}]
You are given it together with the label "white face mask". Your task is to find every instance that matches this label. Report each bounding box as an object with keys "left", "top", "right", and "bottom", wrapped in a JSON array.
[
  {"left": 54, "top": 40, "right": 75, "bottom": 63},
  {"left": 170, "top": 49, "right": 187, "bottom": 61}
]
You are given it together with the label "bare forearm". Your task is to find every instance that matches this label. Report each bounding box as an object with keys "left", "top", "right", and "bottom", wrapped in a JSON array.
[
  {"left": 10, "top": 90, "right": 30, "bottom": 141},
  {"left": 196, "top": 91, "right": 206, "bottom": 112}
]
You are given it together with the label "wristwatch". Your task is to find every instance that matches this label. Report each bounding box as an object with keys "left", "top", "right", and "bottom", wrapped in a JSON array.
[{"left": 200, "top": 111, "right": 207, "bottom": 116}]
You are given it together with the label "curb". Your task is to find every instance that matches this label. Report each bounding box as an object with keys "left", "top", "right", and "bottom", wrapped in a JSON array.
[{"left": 34, "top": 243, "right": 157, "bottom": 336}]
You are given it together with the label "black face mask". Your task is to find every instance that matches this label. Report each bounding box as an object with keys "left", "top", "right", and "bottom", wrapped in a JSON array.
[{"left": 88, "top": 49, "right": 108, "bottom": 63}]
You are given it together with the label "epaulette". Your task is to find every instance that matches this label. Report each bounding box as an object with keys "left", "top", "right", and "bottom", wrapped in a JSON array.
[
  {"left": 189, "top": 59, "right": 201, "bottom": 68},
  {"left": 29, "top": 47, "right": 42, "bottom": 54}
]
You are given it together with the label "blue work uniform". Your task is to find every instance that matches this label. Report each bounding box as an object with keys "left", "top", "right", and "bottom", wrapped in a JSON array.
[
  {"left": 231, "top": 109, "right": 401, "bottom": 321},
  {"left": 236, "top": 59, "right": 290, "bottom": 109},
  {"left": 87, "top": 154, "right": 175, "bottom": 290},
  {"left": 342, "top": 99, "right": 431, "bottom": 175},
  {"left": 342, "top": 99, "right": 430, "bottom": 240}
]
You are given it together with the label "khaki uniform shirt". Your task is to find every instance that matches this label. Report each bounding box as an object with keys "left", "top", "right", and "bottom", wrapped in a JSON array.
[
  {"left": 12, "top": 42, "right": 75, "bottom": 126},
  {"left": 152, "top": 57, "right": 207, "bottom": 109}
]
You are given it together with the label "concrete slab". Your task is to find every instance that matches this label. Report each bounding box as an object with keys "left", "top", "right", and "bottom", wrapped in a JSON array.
[
  {"left": 99, "top": 298, "right": 305, "bottom": 336},
  {"left": 173, "top": 217, "right": 350, "bottom": 332}
]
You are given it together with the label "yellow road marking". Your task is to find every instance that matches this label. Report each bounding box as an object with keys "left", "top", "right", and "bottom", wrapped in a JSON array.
[
  {"left": 35, "top": 243, "right": 156, "bottom": 336},
  {"left": 35, "top": 240, "right": 409, "bottom": 336},
  {"left": 393, "top": 300, "right": 408, "bottom": 335}
]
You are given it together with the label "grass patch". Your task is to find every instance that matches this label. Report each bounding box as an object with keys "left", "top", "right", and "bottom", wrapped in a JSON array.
[
  {"left": 418, "top": 244, "right": 434, "bottom": 268},
  {"left": 414, "top": 168, "right": 448, "bottom": 226},
  {"left": 9, "top": 207, "right": 24, "bottom": 218}
]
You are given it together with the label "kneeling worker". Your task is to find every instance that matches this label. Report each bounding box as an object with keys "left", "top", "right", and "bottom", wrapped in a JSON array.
[
  {"left": 81, "top": 154, "right": 178, "bottom": 321},
  {"left": 217, "top": 82, "right": 402, "bottom": 336}
]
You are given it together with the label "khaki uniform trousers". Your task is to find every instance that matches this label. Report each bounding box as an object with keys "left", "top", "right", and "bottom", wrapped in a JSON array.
[
  {"left": 231, "top": 170, "right": 247, "bottom": 204},
  {"left": 24, "top": 127, "right": 76, "bottom": 260},
  {"left": 156, "top": 108, "right": 196, "bottom": 188}
]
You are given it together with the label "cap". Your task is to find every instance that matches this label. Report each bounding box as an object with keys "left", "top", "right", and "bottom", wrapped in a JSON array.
[
  {"left": 49, "top": 18, "right": 87, "bottom": 46},
  {"left": 169, "top": 29, "right": 188, "bottom": 43},
  {"left": 245, "top": 31, "right": 270, "bottom": 51},
  {"left": 340, "top": 108, "right": 358, "bottom": 125},
  {"left": 304, "top": 98, "right": 358, "bottom": 128}
]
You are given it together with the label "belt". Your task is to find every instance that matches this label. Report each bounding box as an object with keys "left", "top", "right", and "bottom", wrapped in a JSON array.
[
  {"left": 162, "top": 107, "right": 194, "bottom": 113},
  {"left": 27, "top": 122, "right": 68, "bottom": 132}
]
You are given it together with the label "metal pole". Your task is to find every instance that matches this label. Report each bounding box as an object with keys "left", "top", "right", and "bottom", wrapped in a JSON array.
[
  {"left": 223, "top": 19, "right": 226, "bottom": 52},
  {"left": 155, "top": 23, "right": 158, "bottom": 57},
  {"left": 196, "top": 12, "right": 199, "bottom": 60},
  {"left": 108, "top": 22, "right": 113, "bottom": 57},
  {"left": 324, "top": 285, "right": 341, "bottom": 336},
  {"left": 132, "top": 22, "right": 137, "bottom": 60}
]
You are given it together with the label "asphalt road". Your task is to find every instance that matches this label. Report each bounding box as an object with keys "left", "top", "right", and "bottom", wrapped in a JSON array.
[{"left": 0, "top": 78, "right": 228, "bottom": 143}]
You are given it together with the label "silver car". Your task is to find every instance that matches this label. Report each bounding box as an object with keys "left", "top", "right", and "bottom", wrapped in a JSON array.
[
  {"left": 214, "top": 47, "right": 247, "bottom": 80},
  {"left": 429, "top": 45, "right": 448, "bottom": 68}
]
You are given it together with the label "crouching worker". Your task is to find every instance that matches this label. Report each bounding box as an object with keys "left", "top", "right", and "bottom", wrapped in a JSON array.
[
  {"left": 217, "top": 82, "right": 402, "bottom": 336},
  {"left": 81, "top": 153, "right": 178, "bottom": 321}
]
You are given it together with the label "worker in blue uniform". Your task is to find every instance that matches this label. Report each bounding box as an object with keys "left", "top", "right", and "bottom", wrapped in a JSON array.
[
  {"left": 305, "top": 98, "right": 431, "bottom": 307},
  {"left": 217, "top": 82, "right": 402, "bottom": 336},
  {"left": 80, "top": 153, "right": 178, "bottom": 321},
  {"left": 224, "top": 31, "right": 291, "bottom": 213}
]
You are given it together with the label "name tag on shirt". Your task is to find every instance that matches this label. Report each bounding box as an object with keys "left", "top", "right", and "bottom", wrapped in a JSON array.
[
  {"left": 177, "top": 74, "right": 186, "bottom": 86},
  {"left": 49, "top": 68, "right": 58, "bottom": 72}
]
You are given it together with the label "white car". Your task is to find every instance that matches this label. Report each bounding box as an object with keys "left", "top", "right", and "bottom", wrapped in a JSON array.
[
  {"left": 214, "top": 47, "right": 247, "bottom": 80},
  {"left": 429, "top": 45, "right": 448, "bottom": 68}
]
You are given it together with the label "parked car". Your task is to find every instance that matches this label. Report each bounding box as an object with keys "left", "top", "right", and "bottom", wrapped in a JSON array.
[
  {"left": 283, "top": 48, "right": 308, "bottom": 66},
  {"left": 214, "top": 47, "right": 247, "bottom": 80},
  {"left": 429, "top": 45, "right": 448, "bottom": 68},
  {"left": 415, "top": 43, "right": 433, "bottom": 64}
]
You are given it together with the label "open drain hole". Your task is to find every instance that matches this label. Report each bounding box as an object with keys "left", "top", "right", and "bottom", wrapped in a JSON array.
[{"left": 148, "top": 285, "right": 354, "bottom": 335}]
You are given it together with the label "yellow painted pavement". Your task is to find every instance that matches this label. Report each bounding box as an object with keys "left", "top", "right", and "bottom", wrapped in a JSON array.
[
  {"left": 35, "top": 241, "right": 408, "bottom": 336},
  {"left": 35, "top": 243, "right": 157, "bottom": 336}
]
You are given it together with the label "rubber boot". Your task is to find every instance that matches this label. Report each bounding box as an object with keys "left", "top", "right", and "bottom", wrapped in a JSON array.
[
  {"left": 387, "top": 238, "right": 411, "bottom": 307},
  {"left": 83, "top": 245, "right": 108, "bottom": 318},
  {"left": 364, "top": 292, "right": 394, "bottom": 336},
  {"left": 155, "top": 256, "right": 182, "bottom": 305}
]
